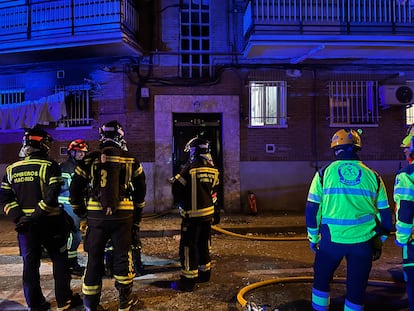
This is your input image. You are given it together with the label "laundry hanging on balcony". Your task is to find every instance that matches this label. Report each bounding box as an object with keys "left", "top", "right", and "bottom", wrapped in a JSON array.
[{"left": 0, "top": 91, "right": 66, "bottom": 130}]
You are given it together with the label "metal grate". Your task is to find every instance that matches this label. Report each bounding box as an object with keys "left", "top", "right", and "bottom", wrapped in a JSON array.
[
  {"left": 179, "top": 0, "right": 211, "bottom": 78},
  {"left": 56, "top": 84, "right": 91, "bottom": 127},
  {"left": 328, "top": 80, "right": 379, "bottom": 126},
  {"left": 0, "top": 88, "right": 25, "bottom": 105}
]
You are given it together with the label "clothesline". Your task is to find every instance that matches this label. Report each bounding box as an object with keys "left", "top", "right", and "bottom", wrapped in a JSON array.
[{"left": 0, "top": 92, "right": 66, "bottom": 130}]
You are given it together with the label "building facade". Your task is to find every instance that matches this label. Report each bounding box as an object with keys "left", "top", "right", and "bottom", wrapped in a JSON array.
[{"left": 1, "top": 0, "right": 413, "bottom": 213}]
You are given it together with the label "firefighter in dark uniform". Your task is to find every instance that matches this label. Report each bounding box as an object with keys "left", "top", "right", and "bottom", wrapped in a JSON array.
[
  {"left": 0, "top": 126, "right": 81, "bottom": 311},
  {"left": 70, "top": 120, "right": 146, "bottom": 311},
  {"left": 170, "top": 137, "right": 220, "bottom": 292},
  {"left": 59, "top": 139, "right": 89, "bottom": 276}
]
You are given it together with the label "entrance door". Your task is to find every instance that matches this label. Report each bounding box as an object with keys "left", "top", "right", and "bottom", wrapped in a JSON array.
[{"left": 172, "top": 113, "right": 223, "bottom": 203}]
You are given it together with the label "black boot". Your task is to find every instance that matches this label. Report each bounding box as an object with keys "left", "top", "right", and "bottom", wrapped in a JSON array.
[
  {"left": 171, "top": 276, "right": 195, "bottom": 292},
  {"left": 116, "top": 283, "right": 139, "bottom": 311},
  {"left": 197, "top": 270, "right": 211, "bottom": 283}
]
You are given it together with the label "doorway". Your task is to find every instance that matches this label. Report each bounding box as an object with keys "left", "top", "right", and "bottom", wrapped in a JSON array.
[{"left": 172, "top": 113, "right": 223, "bottom": 203}]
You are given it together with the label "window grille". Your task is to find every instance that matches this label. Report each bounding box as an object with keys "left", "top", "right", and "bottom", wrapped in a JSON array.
[
  {"left": 0, "top": 88, "right": 25, "bottom": 105},
  {"left": 56, "top": 85, "right": 91, "bottom": 127},
  {"left": 328, "top": 81, "right": 379, "bottom": 126},
  {"left": 249, "top": 81, "right": 287, "bottom": 127},
  {"left": 180, "top": 0, "right": 211, "bottom": 78}
]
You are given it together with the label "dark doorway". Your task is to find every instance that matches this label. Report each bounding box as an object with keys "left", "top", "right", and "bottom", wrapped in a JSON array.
[{"left": 172, "top": 113, "right": 223, "bottom": 205}]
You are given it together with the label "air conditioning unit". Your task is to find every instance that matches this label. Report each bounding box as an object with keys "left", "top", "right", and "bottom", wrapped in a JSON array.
[{"left": 379, "top": 84, "right": 414, "bottom": 107}]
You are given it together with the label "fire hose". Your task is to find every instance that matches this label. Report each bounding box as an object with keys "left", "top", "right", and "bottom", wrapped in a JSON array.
[
  {"left": 209, "top": 225, "right": 400, "bottom": 310},
  {"left": 236, "top": 276, "right": 403, "bottom": 310}
]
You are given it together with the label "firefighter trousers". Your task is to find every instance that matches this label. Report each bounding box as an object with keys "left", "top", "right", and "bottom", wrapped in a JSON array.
[
  {"left": 18, "top": 214, "right": 73, "bottom": 308},
  {"left": 402, "top": 241, "right": 414, "bottom": 311},
  {"left": 179, "top": 219, "right": 212, "bottom": 282},
  {"left": 82, "top": 215, "right": 135, "bottom": 308}
]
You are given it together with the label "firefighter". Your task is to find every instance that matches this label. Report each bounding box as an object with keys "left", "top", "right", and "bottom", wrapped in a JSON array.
[
  {"left": 170, "top": 137, "right": 220, "bottom": 292},
  {"left": 305, "top": 128, "right": 393, "bottom": 311},
  {"left": 0, "top": 126, "right": 82, "bottom": 311},
  {"left": 70, "top": 120, "right": 146, "bottom": 311},
  {"left": 394, "top": 126, "right": 414, "bottom": 311},
  {"left": 59, "top": 139, "right": 89, "bottom": 276}
]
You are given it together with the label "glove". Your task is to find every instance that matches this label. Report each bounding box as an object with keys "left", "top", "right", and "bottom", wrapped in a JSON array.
[
  {"left": 62, "top": 209, "right": 76, "bottom": 233},
  {"left": 309, "top": 242, "right": 319, "bottom": 253},
  {"left": 212, "top": 212, "right": 220, "bottom": 225},
  {"left": 371, "top": 235, "right": 384, "bottom": 261},
  {"left": 79, "top": 218, "right": 88, "bottom": 237},
  {"left": 133, "top": 207, "right": 143, "bottom": 225},
  {"left": 131, "top": 224, "right": 141, "bottom": 249},
  {"left": 15, "top": 216, "right": 33, "bottom": 233}
]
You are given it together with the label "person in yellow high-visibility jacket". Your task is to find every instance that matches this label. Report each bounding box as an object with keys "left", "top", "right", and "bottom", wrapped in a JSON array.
[
  {"left": 306, "top": 128, "right": 393, "bottom": 311},
  {"left": 394, "top": 125, "right": 414, "bottom": 311}
]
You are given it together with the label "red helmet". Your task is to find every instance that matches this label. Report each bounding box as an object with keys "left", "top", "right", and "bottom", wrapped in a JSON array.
[{"left": 67, "top": 139, "right": 88, "bottom": 152}]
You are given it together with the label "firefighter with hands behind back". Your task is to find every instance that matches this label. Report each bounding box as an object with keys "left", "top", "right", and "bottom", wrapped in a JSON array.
[
  {"left": 0, "top": 126, "right": 82, "bottom": 311},
  {"left": 59, "top": 139, "right": 89, "bottom": 276},
  {"left": 394, "top": 125, "right": 414, "bottom": 311},
  {"left": 70, "top": 120, "right": 146, "bottom": 311},
  {"left": 305, "top": 128, "right": 393, "bottom": 311},
  {"left": 170, "top": 137, "right": 220, "bottom": 292}
]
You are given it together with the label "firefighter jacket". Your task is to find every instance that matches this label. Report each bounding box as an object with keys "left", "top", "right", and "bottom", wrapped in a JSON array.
[
  {"left": 69, "top": 141, "right": 146, "bottom": 221},
  {"left": 394, "top": 163, "right": 414, "bottom": 245},
  {"left": 58, "top": 157, "right": 77, "bottom": 206},
  {"left": 306, "top": 156, "right": 392, "bottom": 244},
  {"left": 0, "top": 152, "right": 63, "bottom": 221},
  {"left": 172, "top": 157, "right": 220, "bottom": 222}
]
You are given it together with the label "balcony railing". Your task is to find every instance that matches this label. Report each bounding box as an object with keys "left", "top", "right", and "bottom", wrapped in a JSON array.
[
  {"left": 243, "top": 0, "right": 414, "bottom": 36},
  {"left": 0, "top": 0, "right": 138, "bottom": 42}
]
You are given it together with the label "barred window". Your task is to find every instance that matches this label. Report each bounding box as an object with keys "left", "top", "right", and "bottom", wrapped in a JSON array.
[
  {"left": 328, "top": 81, "right": 379, "bottom": 126},
  {"left": 56, "top": 85, "right": 91, "bottom": 127},
  {"left": 180, "top": 0, "right": 211, "bottom": 78},
  {"left": 0, "top": 88, "right": 25, "bottom": 105},
  {"left": 249, "top": 81, "right": 287, "bottom": 127}
]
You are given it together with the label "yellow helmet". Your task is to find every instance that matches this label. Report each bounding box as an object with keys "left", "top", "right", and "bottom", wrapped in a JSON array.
[
  {"left": 401, "top": 125, "right": 414, "bottom": 148},
  {"left": 330, "top": 129, "right": 361, "bottom": 149},
  {"left": 401, "top": 134, "right": 413, "bottom": 148}
]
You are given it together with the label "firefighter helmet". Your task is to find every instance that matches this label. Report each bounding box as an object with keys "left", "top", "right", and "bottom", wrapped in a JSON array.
[
  {"left": 67, "top": 139, "right": 88, "bottom": 153},
  {"left": 99, "top": 120, "right": 125, "bottom": 147},
  {"left": 22, "top": 126, "right": 53, "bottom": 153},
  {"left": 330, "top": 129, "right": 361, "bottom": 150},
  {"left": 186, "top": 137, "right": 211, "bottom": 162}
]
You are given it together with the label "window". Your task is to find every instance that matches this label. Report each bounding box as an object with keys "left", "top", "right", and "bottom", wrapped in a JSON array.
[
  {"left": 0, "top": 88, "right": 25, "bottom": 105},
  {"left": 249, "top": 81, "right": 287, "bottom": 127},
  {"left": 328, "top": 81, "right": 379, "bottom": 126},
  {"left": 180, "top": 0, "right": 211, "bottom": 78},
  {"left": 56, "top": 85, "right": 91, "bottom": 127},
  {"left": 407, "top": 106, "right": 414, "bottom": 126}
]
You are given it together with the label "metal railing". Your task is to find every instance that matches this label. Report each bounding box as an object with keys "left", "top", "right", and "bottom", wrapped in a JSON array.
[
  {"left": 244, "top": 0, "right": 414, "bottom": 35},
  {"left": 56, "top": 85, "right": 92, "bottom": 127},
  {"left": 0, "top": 0, "right": 138, "bottom": 41}
]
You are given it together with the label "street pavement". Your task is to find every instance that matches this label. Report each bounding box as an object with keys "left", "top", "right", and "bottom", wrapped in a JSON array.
[{"left": 0, "top": 212, "right": 410, "bottom": 310}]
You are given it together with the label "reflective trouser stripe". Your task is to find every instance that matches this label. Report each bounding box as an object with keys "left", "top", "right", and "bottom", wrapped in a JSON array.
[
  {"left": 344, "top": 299, "right": 363, "bottom": 311},
  {"left": 312, "top": 287, "right": 329, "bottom": 311}
]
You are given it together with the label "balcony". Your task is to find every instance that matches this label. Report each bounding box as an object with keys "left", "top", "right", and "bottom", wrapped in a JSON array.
[
  {"left": 0, "top": 0, "right": 142, "bottom": 65},
  {"left": 242, "top": 0, "right": 414, "bottom": 63}
]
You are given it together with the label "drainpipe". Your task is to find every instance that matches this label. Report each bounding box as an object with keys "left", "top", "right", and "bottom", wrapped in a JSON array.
[{"left": 311, "top": 68, "right": 319, "bottom": 172}]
